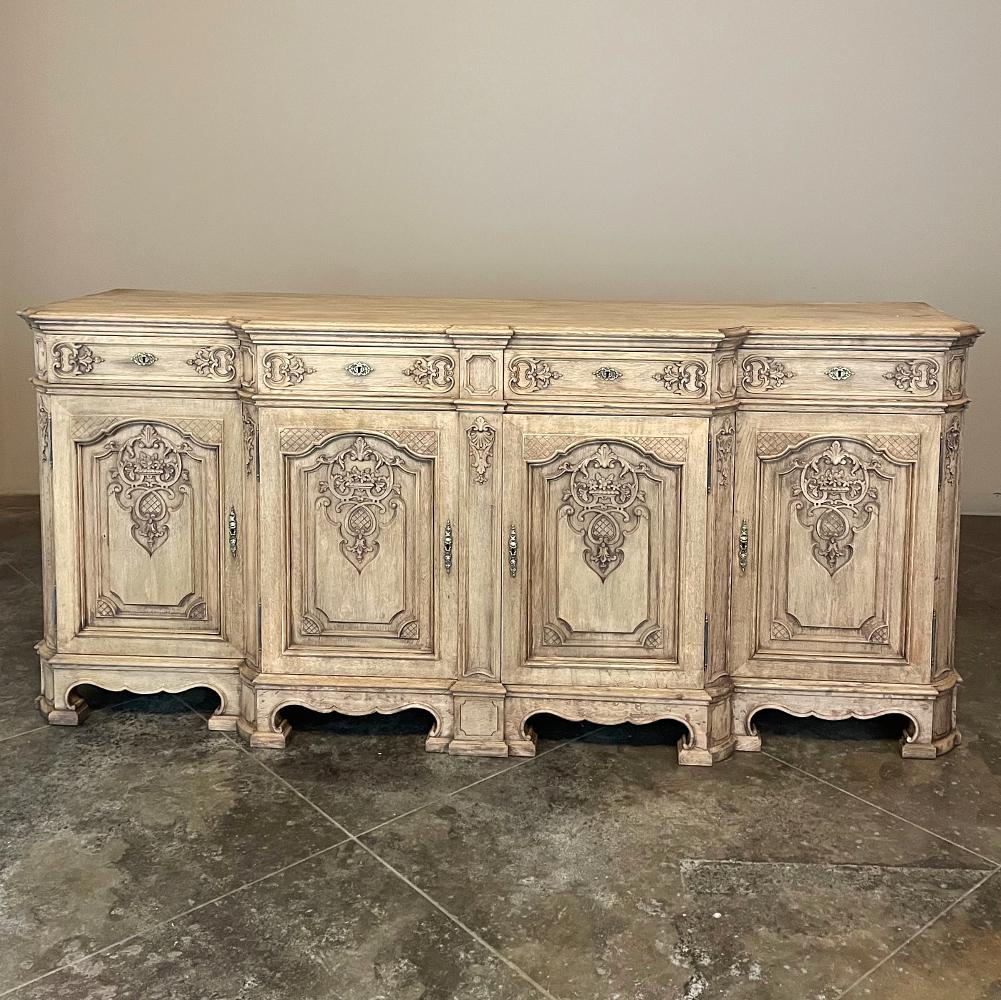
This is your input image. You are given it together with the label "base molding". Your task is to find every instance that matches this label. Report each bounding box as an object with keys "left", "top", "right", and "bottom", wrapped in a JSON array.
[
  {"left": 33, "top": 658, "right": 964, "bottom": 765},
  {"left": 732, "top": 675, "right": 961, "bottom": 760}
]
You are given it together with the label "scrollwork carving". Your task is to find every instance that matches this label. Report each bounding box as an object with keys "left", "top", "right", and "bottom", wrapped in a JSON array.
[
  {"left": 403, "top": 355, "right": 455, "bottom": 391},
  {"left": 186, "top": 345, "right": 237, "bottom": 381},
  {"left": 107, "top": 424, "right": 191, "bottom": 556},
  {"left": 316, "top": 436, "right": 405, "bottom": 572},
  {"left": 465, "top": 416, "right": 496, "bottom": 485},
  {"left": 52, "top": 343, "right": 104, "bottom": 376},
  {"left": 741, "top": 356, "right": 795, "bottom": 392},
  {"left": 652, "top": 360, "right": 707, "bottom": 396},
  {"left": 262, "top": 352, "right": 316, "bottom": 388},
  {"left": 788, "top": 440, "right": 879, "bottom": 575},
  {"left": 557, "top": 443, "right": 649, "bottom": 581},
  {"left": 883, "top": 359, "right": 938, "bottom": 394},
  {"left": 509, "top": 357, "right": 563, "bottom": 392}
]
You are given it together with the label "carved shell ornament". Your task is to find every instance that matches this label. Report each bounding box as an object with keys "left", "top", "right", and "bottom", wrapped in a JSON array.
[
  {"left": 558, "top": 443, "right": 650, "bottom": 581},
  {"left": 317, "top": 436, "right": 404, "bottom": 572},
  {"left": 788, "top": 440, "right": 879, "bottom": 575},
  {"left": 108, "top": 424, "right": 192, "bottom": 556}
]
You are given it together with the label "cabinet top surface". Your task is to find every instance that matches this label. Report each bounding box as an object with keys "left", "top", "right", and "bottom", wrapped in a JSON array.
[{"left": 22, "top": 288, "right": 981, "bottom": 339}]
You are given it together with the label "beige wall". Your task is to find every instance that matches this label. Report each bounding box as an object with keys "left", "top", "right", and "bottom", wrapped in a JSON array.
[{"left": 2, "top": 1, "right": 999, "bottom": 511}]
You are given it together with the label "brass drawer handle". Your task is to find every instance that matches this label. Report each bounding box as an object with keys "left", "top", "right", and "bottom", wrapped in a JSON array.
[
  {"left": 443, "top": 520, "right": 453, "bottom": 574},
  {"left": 508, "top": 525, "right": 518, "bottom": 577},
  {"left": 738, "top": 519, "right": 748, "bottom": 574},
  {"left": 131, "top": 351, "right": 157, "bottom": 367}
]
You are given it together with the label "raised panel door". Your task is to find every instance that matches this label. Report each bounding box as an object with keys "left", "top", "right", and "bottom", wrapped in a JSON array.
[
  {"left": 730, "top": 412, "right": 940, "bottom": 683},
  {"left": 49, "top": 395, "right": 244, "bottom": 658},
  {"left": 501, "top": 414, "right": 708, "bottom": 689},
  {"left": 259, "top": 409, "right": 458, "bottom": 678}
]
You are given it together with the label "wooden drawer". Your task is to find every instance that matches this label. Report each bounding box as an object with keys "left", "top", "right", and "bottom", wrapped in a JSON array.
[
  {"left": 737, "top": 351, "right": 946, "bottom": 400},
  {"left": 43, "top": 336, "right": 240, "bottom": 386},
  {"left": 255, "top": 348, "right": 458, "bottom": 397},
  {"left": 504, "top": 351, "right": 713, "bottom": 402}
]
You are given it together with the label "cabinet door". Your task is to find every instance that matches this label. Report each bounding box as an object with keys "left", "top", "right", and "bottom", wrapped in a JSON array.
[
  {"left": 502, "top": 415, "right": 708, "bottom": 688},
  {"left": 49, "top": 396, "right": 244, "bottom": 658},
  {"left": 730, "top": 413, "right": 939, "bottom": 683},
  {"left": 260, "top": 410, "right": 458, "bottom": 678}
]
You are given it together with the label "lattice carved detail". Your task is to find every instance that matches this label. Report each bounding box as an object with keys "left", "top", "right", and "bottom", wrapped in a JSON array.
[
  {"left": 557, "top": 443, "right": 650, "bottom": 581},
  {"left": 281, "top": 427, "right": 438, "bottom": 457},
  {"left": 523, "top": 433, "right": 686, "bottom": 466},
  {"left": 74, "top": 415, "right": 222, "bottom": 444},
  {"left": 758, "top": 431, "right": 919, "bottom": 463},
  {"left": 787, "top": 441, "right": 880, "bottom": 576},
  {"left": 316, "top": 436, "right": 406, "bottom": 572}
]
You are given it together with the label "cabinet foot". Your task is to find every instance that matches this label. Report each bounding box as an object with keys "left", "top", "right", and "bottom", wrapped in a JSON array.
[
  {"left": 238, "top": 715, "right": 291, "bottom": 749},
  {"left": 901, "top": 728, "right": 961, "bottom": 758},
  {"left": 37, "top": 692, "right": 89, "bottom": 726}
]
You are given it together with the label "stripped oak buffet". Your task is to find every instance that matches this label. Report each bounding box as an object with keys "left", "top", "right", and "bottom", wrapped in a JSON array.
[{"left": 21, "top": 291, "right": 982, "bottom": 763}]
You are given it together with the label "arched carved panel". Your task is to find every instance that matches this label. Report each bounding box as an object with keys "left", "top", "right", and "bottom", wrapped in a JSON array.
[
  {"left": 520, "top": 435, "right": 682, "bottom": 664},
  {"left": 284, "top": 429, "right": 437, "bottom": 655},
  {"left": 751, "top": 433, "right": 917, "bottom": 660},
  {"left": 75, "top": 419, "right": 221, "bottom": 633}
]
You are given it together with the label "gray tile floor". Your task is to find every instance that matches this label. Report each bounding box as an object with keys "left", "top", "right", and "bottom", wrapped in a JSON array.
[{"left": 1, "top": 495, "right": 999, "bottom": 1000}]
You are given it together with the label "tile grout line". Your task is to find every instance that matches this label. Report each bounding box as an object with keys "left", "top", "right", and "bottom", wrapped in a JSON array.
[
  {"left": 175, "top": 694, "right": 568, "bottom": 1000},
  {"left": 0, "top": 839, "right": 353, "bottom": 999},
  {"left": 833, "top": 866, "right": 1001, "bottom": 999},
  {"left": 0, "top": 694, "right": 162, "bottom": 746},
  {"left": 761, "top": 750, "right": 1000, "bottom": 867},
  {"left": 0, "top": 553, "right": 42, "bottom": 590}
]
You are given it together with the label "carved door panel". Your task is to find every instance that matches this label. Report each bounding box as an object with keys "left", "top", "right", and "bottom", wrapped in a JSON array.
[
  {"left": 730, "top": 413, "right": 939, "bottom": 683},
  {"left": 502, "top": 415, "right": 708, "bottom": 689},
  {"left": 259, "top": 410, "right": 458, "bottom": 678},
  {"left": 49, "top": 396, "right": 244, "bottom": 658}
]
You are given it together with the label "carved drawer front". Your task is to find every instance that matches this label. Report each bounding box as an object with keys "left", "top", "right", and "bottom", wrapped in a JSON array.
[
  {"left": 505, "top": 352, "right": 712, "bottom": 402},
  {"left": 45, "top": 338, "right": 240, "bottom": 385},
  {"left": 737, "top": 352, "right": 946, "bottom": 400},
  {"left": 730, "top": 415, "right": 939, "bottom": 683},
  {"left": 259, "top": 411, "right": 459, "bottom": 679},
  {"left": 501, "top": 414, "right": 708, "bottom": 689},
  {"left": 48, "top": 398, "right": 245, "bottom": 659},
  {"left": 256, "top": 349, "right": 458, "bottom": 397}
]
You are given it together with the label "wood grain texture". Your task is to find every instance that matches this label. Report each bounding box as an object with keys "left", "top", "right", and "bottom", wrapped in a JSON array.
[{"left": 21, "top": 290, "right": 981, "bottom": 763}]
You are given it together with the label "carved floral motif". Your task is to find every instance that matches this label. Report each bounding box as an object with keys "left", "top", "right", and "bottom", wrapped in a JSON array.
[
  {"left": 465, "top": 416, "right": 496, "bottom": 485},
  {"left": 241, "top": 406, "right": 257, "bottom": 477},
  {"left": 715, "top": 418, "right": 735, "bottom": 490},
  {"left": 509, "top": 357, "right": 563, "bottom": 392},
  {"left": 108, "top": 424, "right": 191, "bottom": 556},
  {"left": 52, "top": 343, "right": 104, "bottom": 376},
  {"left": 403, "top": 355, "right": 455, "bottom": 391},
  {"left": 557, "top": 443, "right": 649, "bottom": 581},
  {"left": 262, "top": 352, "right": 316, "bottom": 388},
  {"left": 652, "top": 360, "right": 707, "bottom": 396},
  {"left": 317, "top": 436, "right": 404, "bottom": 572},
  {"left": 789, "top": 440, "right": 879, "bottom": 575},
  {"left": 944, "top": 420, "right": 961, "bottom": 485},
  {"left": 883, "top": 359, "right": 938, "bottom": 393},
  {"left": 741, "top": 356, "right": 795, "bottom": 392},
  {"left": 186, "top": 345, "right": 237, "bottom": 380}
]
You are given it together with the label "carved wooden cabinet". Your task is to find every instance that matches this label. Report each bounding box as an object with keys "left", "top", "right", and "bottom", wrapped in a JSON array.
[{"left": 22, "top": 292, "right": 981, "bottom": 764}]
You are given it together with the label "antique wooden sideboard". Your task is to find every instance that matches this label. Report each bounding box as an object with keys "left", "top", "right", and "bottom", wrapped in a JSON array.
[{"left": 21, "top": 291, "right": 982, "bottom": 763}]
